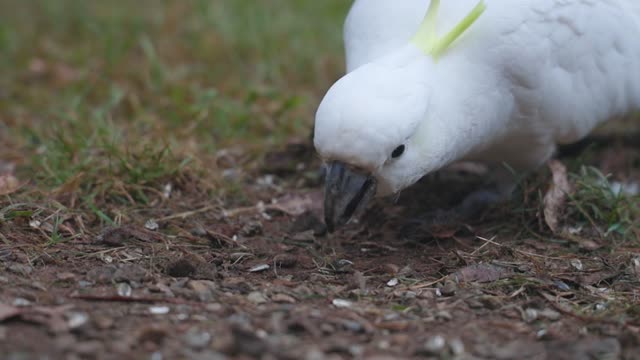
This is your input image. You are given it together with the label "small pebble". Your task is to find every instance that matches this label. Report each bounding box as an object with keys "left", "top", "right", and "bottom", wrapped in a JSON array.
[
  {"left": 449, "top": 338, "right": 465, "bottom": 356},
  {"left": 149, "top": 306, "right": 170, "bottom": 315},
  {"left": 249, "top": 264, "right": 270, "bottom": 273},
  {"left": 13, "top": 298, "right": 31, "bottom": 307},
  {"left": 539, "top": 308, "right": 561, "bottom": 321},
  {"left": 570, "top": 259, "right": 583, "bottom": 271},
  {"left": 145, "top": 219, "right": 159, "bottom": 231},
  {"left": 435, "top": 310, "right": 452, "bottom": 321},
  {"left": 67, "top": 312, "right": 89, "bottom": 329},
  {"left": 332, "top": 299, "right": 353, "bottom": 308},
  {"left": 523, "top": 308, "right": 539, "bottom": 323},
  {"left": 536, "top": 328, "right": 549, "bottom": 340},
  {"left": 247, "top": 291, "right": 268, "bottom": 304},
  {"left": 423, "top": 335, "right": 446, "bottom": 355},
  {"left": 184, "top": 328, "right": 211, "bottom": 349},
  {"left": 117, "top": 283, "right": 132, "bottom": 297},
  {"left": 594, "top": 303, "right": 607, "bottom": 311}
]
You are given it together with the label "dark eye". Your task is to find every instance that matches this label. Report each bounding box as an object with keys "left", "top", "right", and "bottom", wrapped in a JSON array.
[{"left": 391, "top": 145, "right": 405, "bottom": 159}]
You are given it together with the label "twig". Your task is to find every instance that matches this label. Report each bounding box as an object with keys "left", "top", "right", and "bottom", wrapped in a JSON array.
[
  {"left": 409, "top": 275, "right": 448, "bottom": 290},
  {"left": 475, "top": 236, "right": 566, "bottom": 260},
  {"left": 156, "top": 205, "right": 217, "bottom": 222}
]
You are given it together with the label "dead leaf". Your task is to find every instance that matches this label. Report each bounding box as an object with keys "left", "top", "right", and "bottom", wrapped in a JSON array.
[
  {"left": 543, "top": 160, "right": 572, "bottom": 233},
  {"left": 267, "top": 190, "right": 323, "bottom": 217},
  {"left": 0, "top": 175, "right": 20, "bottom": 195},
  {"left": 448, "top": 263, "right": 513, "bottom": 283}
]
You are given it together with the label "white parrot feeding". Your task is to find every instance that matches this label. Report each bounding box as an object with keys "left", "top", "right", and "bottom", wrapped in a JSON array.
[{"left": 314, "top": 0, "right": 640, "bottom": 232}]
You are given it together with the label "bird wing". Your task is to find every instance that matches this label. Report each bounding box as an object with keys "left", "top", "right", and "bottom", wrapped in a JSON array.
[
  {"left": 490, "top": 0, "right": 640, "bottom": 144},
  {"left": 344, "top": 0, "right": 640, "bottom": 145}
]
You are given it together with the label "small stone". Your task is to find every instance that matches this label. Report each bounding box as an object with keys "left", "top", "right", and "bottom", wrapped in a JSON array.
[
  {"left": 435, "top": 310, "right": 453, "bottom": 321},
  {"left": 13, "top": 298, "right": 31, "bottom": 307},
  {"left": 247, "top": 291, "right": 268, "bottom": 304},
  {"left": 145, "top": 219, "right": 159, "bottom": 231},
  {"left": 570, "top": 259, "right": 583, "bottom": 271},
  {"left": 449, "top": 338, "right": 465, "bottom": 356},
  {"left": 539, "top": 308, "right": 561, "bottom": 321},
  {"left": 117, "top": 283, "right": 132, "bottom": 297},
  {"left": 536, "top": 328, "right": 549, "bottom": 340},
  {"left": 332, "top": 299, "right": 353, "bottom": 308},
  {"left": 162, "top": 183, "right": 172, "bottom": 199},
  {"left": 67, "top": 312, "right": 89, "bottom": 329},
  {"left": 29, "top": 219, "right": 42, "bottom": 229},
  {"left": 149, "top": 306, "right": 170, "bottom": 315},
  {"left": 184, "top": 328, "right": 211, "bottom": 349},
  {"left": 249, "top": 264, "right": 270, "bottom": 273},
  {"left": 423, "top": 335, "right": 446, "bottom": 355},
  {"left": 386, "top": 278, "right": 399, "bottom": 287},
  {"left": 342, "top": 320, "right": 364, "bottom": 333},
  {"left": 402, "top": 291, "right": 417, "bottom": 299},
  {"left": 523, "top": 308, "right": 539, "bottom": 323}
]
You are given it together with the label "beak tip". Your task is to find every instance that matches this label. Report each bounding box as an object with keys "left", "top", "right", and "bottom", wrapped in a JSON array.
[{"left": 322, "top": 161, "right": 376, "bottom": 233}]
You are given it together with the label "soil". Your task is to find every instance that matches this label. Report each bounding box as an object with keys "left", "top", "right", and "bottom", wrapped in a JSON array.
[{"left": 1, "top": 142, "right": 639, "bottom": 360}]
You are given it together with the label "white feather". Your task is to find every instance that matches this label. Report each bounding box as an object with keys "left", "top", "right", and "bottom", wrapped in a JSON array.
[{"left": 314, "top": 0, "right": 640, "bottom": 196}]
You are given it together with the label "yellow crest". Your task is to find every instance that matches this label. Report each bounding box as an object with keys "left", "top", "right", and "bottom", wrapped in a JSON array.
[{"left": 412, "top": 0, "right": 487, "bottom": 59}]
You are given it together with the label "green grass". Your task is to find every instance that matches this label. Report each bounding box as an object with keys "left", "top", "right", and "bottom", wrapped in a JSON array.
[
  {"left": 0, "top": 1, "right": 638, "bottom": 242},
  {"left": 0, "top": 0, "right": 348, "bottom": 215},
  {"left": 569, "top": 166, "right": 640, "bottom": 239}
]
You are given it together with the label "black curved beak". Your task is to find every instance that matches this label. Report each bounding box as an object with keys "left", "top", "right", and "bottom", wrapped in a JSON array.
[{"left": 323, "top": 161, "right": 377, "bottom": 232}]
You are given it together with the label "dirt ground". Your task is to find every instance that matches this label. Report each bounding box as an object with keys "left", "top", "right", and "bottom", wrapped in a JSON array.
[{"left": 1, "top": 140, "right": 640, "bottom": 360}]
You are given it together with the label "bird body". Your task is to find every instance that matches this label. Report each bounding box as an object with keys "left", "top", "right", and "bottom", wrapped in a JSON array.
[{"left": 315, "top": 0, "right": 640, "bottom": 230}]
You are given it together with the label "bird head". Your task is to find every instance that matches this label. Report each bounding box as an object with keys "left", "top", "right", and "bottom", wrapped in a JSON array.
[{"left": 315, "top": 0, "right": 487, "bottom": 231}]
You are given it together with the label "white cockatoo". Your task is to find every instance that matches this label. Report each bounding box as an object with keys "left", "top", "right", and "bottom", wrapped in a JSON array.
[{"left": 314, "top": 0, "right": 640, "bottom": 231}]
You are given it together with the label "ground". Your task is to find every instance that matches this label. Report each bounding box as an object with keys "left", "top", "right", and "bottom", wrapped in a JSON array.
[{"left": 0, "top": 1, "right": 639, "bottom": 359}]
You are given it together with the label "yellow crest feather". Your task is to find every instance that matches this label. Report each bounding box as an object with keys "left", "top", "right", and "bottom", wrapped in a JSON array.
[{"left": 411, "top": 0, "right": 487, "bottom": 59}]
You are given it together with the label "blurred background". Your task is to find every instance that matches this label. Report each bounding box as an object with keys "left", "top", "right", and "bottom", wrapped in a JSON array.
[{"left": 0, "top": 0, "right": 349, "bottom": 189}]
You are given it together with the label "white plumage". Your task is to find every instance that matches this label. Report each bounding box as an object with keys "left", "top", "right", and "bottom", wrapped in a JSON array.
[{"left": 315, "top": 0, "right": 640, "bottom": 230}]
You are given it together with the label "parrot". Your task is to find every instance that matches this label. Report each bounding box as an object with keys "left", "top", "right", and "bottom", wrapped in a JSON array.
[{"left": 313, "top": 0, "right": 640, "bottom": 232}]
